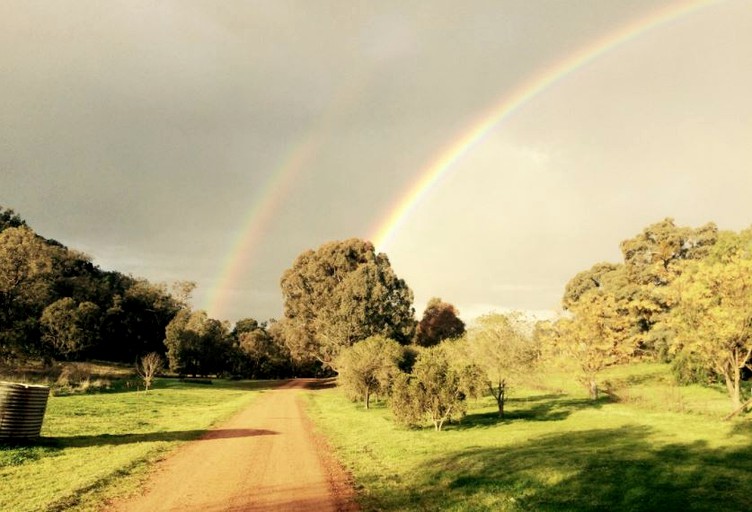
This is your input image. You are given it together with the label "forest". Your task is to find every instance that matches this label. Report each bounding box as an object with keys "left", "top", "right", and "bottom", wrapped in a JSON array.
[{"left": 0, "top": 205, "right": 292, "bottom": 379}]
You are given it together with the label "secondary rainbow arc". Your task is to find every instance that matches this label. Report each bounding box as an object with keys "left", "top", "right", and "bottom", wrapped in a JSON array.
[{"left": 203, "top": 73, "right": 371, "bottom": 320}]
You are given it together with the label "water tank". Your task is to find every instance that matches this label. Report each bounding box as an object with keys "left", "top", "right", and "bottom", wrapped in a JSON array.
[{"left": 0, "top": 382, "right": 51, "bottom": 440}]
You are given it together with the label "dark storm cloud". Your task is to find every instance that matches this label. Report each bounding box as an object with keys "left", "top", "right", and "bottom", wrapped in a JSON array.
[{"left": 1, "top": 0, "right": 750, "bottom": 322}]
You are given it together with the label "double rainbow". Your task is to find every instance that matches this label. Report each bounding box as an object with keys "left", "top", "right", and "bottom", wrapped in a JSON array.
[
  {"left": 206, "top": 0, "right": 722, "bottom": 320},
  {"left": 370, "top": 0, "right": 722, "bottom": 251}
]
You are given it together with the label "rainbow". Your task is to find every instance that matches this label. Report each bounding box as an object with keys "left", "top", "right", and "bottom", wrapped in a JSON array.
[
  {"left": 201, "top": 134, "right": 320, "bottom": 319},
  {"left": 371, "top": 0, "right": 723, "bottom": 251},
  {"left": 204, "top": 73, "right": 370, "bottom": 320}
]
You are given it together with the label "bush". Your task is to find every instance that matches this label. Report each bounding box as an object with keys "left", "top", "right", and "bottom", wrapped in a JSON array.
[
  {"left": 336, "top": 335, "right": 403, "bottom": 409},
  {"left": 390, "top": 345, "right": 482, "bottom": 431},
  {"left": 671, "top": 350, "right": 713, "bottom": 385},
  {"left": 53, "top": 363, "right": 111, "bottom": 395},
  {"left": 390, "top": 372, "right": 423, "bottom": 427}
]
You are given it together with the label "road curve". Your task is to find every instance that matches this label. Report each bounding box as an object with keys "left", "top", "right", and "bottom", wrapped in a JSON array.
[{"left": 106, "top": 379, "right": 357, "bottom": 512}]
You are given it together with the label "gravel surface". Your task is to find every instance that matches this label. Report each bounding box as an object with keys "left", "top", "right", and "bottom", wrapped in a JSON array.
[{"left": 106, "top": 379, "right": 358, "bottom": 512}]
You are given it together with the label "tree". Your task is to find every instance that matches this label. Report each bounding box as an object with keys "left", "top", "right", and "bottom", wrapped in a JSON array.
[
  {"left": 230, "top": 319, "right": 292, "bottom": 378},
  {"left": 414, "top": 298, "right": 465, "bottom": 347},
  {"left": 620, "top": 218, "right": 718, "bottom": 287},
  {"left": 619, "top": 218, "right": 718, "bottom": 356},
  {"left": 0, "top": 226, "right": 55, "bottom": 360},
  {"left": 170, "top": 281, "right": 196, "bottom": 310},
  {"left": 562, "top": 262, "right": 621, "bottom": 310},
  {"left": 390, "top": 345, "right": 482, "bottom": 431},
  {"left": 0, "top": 208, "right": 190, "bottom": 364},
  {"left": 136, "top": 352, "right": 163, "bottom": 391},
  {"left": 0, "top": 226, "right": 54, "bottom": 312},
  {"left": 102, "top": 278, "right": 183, "bottom": 362},
  {"left": 263, "top": 319, "right": 297, "bottom": 377},
  {"left": 562, "top": 263, "right": 647, "bottom": 355},
  {"left": 0, "top": 205, "right": 27, "bottom": 232},
  {"left": 40, "top": 297, "right": 100, "bottom": 359},
  {"left": 269, "top": 317, "right": 327, "bottom": 376},
  {"left": 336, "top": 335, "right": 403, "bottom": 409},
  {"left": 163, "top": 309, "right": 231, "bottom": 376},
  {"left": 556, "top": 290, "right": 634, "bottom": 399},
  {"left": 666, "top": 253, "right": 752, "bottom": 410},
  {"left": 280, "top": 239, "right": 416, "bottom": 367},
  {"left": 532, "top": 318, "right": 559, "bottom": 362},
  {"left": 236, "top": 322, "right": 268, "bottom": 376},
  {"left": 164, "top": 309, "right": 198, "bottom": 375},
  {"left": 462, "top": 313, "right": 538, "bottom": 418},
  {"left": 561, "top": 219, "right": 720, "bottom": 362}
]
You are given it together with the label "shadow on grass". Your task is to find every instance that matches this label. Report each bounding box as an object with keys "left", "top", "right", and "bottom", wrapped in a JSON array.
[
  {"left": 304, "top": 378, "right": 338, "bottom": 390},
  {"left": 47, "top": 377, "right": 292, "bottom": 397},
  {"left": 459, "top": 395, "right": 607, "bottom": 429},
  {"left": 39, "top": 428, "right": 277, "bottom": 448},
  {"left": 156, "top": 378, "right": 291, "bottom": 392},
  {"left": 729, "top": 419, "right": 752, "bottom": 439},
  {"left": 375, "top": 425, "right": 752, "bottom": 511}
]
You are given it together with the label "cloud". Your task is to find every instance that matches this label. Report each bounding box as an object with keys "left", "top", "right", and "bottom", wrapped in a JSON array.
[{"left": 1, "top": 0, "right": 750, "bottom": 324}]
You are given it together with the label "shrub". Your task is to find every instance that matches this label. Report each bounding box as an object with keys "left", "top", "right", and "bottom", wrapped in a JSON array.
[
  {"left": 336, "top": 335, "right": 403, "bottom": 409},
  {"left": 390, "top": 345, "right": 482, "bottom": 431},
  {"left": 53, "top": 363, "right": 111, "bottom": 394}
]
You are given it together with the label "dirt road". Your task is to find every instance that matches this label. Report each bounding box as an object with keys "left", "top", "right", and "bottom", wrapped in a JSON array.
[{"left": 107, "top": 380, "right": 357, "bottom": 512}]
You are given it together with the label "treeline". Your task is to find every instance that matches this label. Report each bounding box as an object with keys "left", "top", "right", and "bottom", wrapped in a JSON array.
[
  {"left": 5, "top": 204, "right": 752, "bottom": 409},
  {"left": 0, "top": 206, "right": 298, "bottom": 378},
  {"left": 0, "top": 207, "right": 186, "bottom": 364},
  {"left": 546, "top": 218, "right": 752, "bottom": 410},
  {"left": 283, "top": 220, "right": 752, "bottom": 422}
]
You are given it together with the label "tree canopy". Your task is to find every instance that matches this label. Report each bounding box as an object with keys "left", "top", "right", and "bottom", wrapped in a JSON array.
[
  {"left": 336, "top": 335, "right": 404, "bottom": 409},
  {"left": 414, "top": 297, "right": 465, "bottom": 347},
  {"left": 561, "top": 219, "right": 721, "bottom": 361},
  {"left": 390, "top": 344, "right": 482, "bottom": 431},
  {"left": 666, "top": 235, "right": 752, "bottom": 409},
  {"left": 164, "top": 309, "right": 231, "bottom": 377},
  {"left": 0, "top": 206, "right": 197, "bottom": 365},
  {"left": 280, "top": 239, "right": 416, "bottom": 367},
  {"left": 40, "top": 297, "right": 100, "bottom": 359},
  {"left": 460, "top": 313, "right": 538, "bottom": 417},
  {"left": 557, "top": 289, "right": 634, "bottom": 399}
]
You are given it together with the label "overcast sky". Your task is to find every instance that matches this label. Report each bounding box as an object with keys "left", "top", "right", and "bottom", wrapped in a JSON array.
[{"left": 2, "top": 0, "right": 751, "bottom": 324}]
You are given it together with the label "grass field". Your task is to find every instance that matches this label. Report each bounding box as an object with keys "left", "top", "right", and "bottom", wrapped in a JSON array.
[
  {"left": 0, "top": 378, "right": 279, "bottom": 512},
  {"left": 306, "top": 363, "right": 752, "bottom": 511}
]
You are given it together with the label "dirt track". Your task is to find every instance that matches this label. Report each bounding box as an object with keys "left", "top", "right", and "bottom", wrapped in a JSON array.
[{"left": 107, "top": 379, "right": 357, "bottom": 512}]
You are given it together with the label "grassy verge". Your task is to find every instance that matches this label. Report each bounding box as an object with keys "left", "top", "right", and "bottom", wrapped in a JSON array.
[
  {"left": 0, "top": 378, "right": 278, "bottom": 512},
  {"left": 306, "top": 363, "right": 752, "bottom": 511}
]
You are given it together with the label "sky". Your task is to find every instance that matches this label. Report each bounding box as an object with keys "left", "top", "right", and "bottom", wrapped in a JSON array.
[{"left": 1, "top": 0, "right": 751, "bottom": 324}]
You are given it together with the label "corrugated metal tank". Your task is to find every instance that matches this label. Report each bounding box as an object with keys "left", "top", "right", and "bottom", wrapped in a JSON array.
[{"left": 0, "top": 382, "right": 50, "bottom": 440}]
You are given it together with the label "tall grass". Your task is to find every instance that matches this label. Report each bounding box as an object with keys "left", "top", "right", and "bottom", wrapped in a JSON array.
[
  {"left": 0, "top": 378, "right": 276, "bottom": 512},
  {"left": 306, "top": 363, "right": 752, "bottom": 511},
  {"left": 0, "top": 360, "right": 139, "bottom": 395}
]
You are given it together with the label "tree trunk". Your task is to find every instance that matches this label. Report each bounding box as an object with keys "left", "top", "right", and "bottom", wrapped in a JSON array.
[
  {"left": 488, "top": 380, "right": 507, "bottom": 420},
  {"left": 722, "top": 364, "right": 741, "bottom": 410},
  {"left": 435, "top": 405, "right": 453, "bottom": 431},
  {"left": 494, "top": 390, "right": 505, "bottom": 419},
  {"left": 365, "top": 388, "right": 370, "bottom": 410},
  {"left": 724, "top": 396, "right": 752, "bottom": 421},
  {"left": 589, "top": 378, "right": 598, "bottom": 400}
]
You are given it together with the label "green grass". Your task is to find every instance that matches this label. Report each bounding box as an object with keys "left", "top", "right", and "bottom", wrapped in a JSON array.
[
  {"left": 306, "top": 363, "right": 752, "bottom": 511},
  {"left": 0, "top": 378, "right": 280, "bottom": 512}
]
